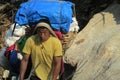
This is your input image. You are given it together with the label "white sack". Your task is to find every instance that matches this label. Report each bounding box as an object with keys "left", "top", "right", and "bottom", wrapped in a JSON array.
[
  {"left": 4, "top": 23, "right": 26, "bottom": 47},
  {"left": 69, "top": 17, "right": 80, "bottom": 32},
  {"left": 5, "top": 36, "right": 20, "bottom": 47}
]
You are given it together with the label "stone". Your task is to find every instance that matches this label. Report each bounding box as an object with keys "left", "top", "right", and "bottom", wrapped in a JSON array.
[{"left": 63, "top": 3, "right": 120, "bottom": 80}]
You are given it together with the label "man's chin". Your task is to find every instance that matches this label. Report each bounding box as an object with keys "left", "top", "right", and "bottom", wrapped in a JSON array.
[{"left": 41, "top": 39, "right": 47, "bottom": 42}]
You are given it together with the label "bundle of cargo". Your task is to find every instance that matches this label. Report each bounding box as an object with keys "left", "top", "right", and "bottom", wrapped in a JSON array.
[{"left": 15, "top": 0, "right": 74, "bottom": 33}]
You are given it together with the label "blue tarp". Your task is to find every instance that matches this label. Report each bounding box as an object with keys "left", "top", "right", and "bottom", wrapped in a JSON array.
[{"left": 15, "top": 1, "right": 73, "bottom": 33}]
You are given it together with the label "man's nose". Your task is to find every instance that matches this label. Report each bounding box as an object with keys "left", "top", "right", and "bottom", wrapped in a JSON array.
[{"left": 40, "top": 33, "right": 45, "bottom": 37}]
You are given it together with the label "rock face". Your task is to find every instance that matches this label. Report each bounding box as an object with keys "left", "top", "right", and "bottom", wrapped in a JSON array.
[{"left": 63, "top": 3, "right": 120, "bottom": 80}]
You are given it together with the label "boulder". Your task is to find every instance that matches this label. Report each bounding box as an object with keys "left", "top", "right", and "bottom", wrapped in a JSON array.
[{"left": 63, "top": 3, "right": 120, "bottom": 80}]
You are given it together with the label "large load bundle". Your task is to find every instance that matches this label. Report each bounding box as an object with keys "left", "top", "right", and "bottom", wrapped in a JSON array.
[{"left": 15, "top": 0, "right": 74, "bottom": 33}]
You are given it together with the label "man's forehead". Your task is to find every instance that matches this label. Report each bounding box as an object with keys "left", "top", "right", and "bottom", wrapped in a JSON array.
[{"left": 37, "top": 27, "right": 49, "bottom": 31}]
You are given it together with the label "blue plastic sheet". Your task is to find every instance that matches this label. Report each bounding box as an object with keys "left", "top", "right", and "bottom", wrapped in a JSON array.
[{"left": 15, "top": 1, "right": 73, "bottom": 33}]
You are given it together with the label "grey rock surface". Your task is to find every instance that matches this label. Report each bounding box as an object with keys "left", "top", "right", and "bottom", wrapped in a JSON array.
[{"left": 64, "top": 3, "right": 120, "bottom": 80}]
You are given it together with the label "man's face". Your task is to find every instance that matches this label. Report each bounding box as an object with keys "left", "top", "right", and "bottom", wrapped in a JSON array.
[{"left": 37, "top": 28, "right": 50, "bottom": 42}]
